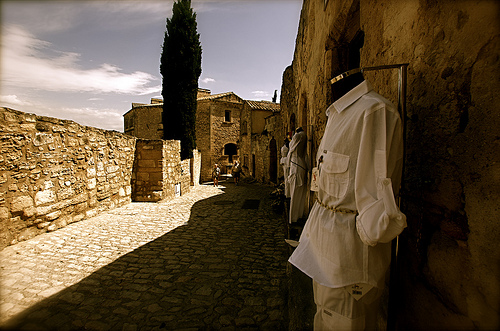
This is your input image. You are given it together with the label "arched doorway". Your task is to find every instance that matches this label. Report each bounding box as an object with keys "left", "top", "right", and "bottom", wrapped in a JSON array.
[
  {"left": 223, "top": 143, "right": 238, "bottom": 174},
  {"left": 224, "top": 143, "right": 237, "bottom": 163}
]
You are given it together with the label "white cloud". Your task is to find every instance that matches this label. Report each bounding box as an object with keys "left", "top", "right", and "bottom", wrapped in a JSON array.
[
  {"left": 0, "top": 94, "right": 124, "bottom": 131},
  {"left": 251, "top": 90, "right": 271, "bottom": 98},
  {"left": 0, "top": 95, "right": 33, "bottom": 107},
  {"left": 58, "top": 106, "right": 125, "bottom": 131},
  {"left": 1, "top": 25, "right": 161, "bottom": 95},
  {"left": 201, "top": 77, "right": 216, "bottom": 84}
]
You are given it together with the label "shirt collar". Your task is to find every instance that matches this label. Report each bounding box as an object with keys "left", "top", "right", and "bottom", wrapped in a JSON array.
[{"left": 326, "top": 80, "right": 373, "bottom": 116}]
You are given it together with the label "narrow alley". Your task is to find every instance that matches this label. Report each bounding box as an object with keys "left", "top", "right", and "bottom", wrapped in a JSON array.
[{"left": 0, "top": 181, "right": 291, "bottom": 330}]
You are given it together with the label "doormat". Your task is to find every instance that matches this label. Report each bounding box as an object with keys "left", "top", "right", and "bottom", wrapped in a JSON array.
[{"left": 241, "top": 199, "right": 260, "bottom": 209}]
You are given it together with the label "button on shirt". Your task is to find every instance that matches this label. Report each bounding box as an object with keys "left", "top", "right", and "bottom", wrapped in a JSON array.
[{"left": 288, "top": 80, "right": 406, "bottom": 289}]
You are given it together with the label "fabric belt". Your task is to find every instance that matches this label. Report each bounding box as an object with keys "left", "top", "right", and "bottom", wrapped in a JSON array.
[
  {"left": 290, "top": 160, "right": 307, "bottom": 171},
  {"left": 315, "top": 196, "right": 358, "bottom": 215}
]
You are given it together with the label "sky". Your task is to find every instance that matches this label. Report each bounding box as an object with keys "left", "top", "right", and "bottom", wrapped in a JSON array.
[{"left": 0, "top": 0, "right": 302, "bottom": 132}]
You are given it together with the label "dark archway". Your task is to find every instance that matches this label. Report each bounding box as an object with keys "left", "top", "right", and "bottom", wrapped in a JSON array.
[{"left": 224, "top": 143, "right": 237, "bottom": 163}]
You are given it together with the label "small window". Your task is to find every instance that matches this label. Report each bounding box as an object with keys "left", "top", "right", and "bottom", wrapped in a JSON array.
[
  {"left": 225, "top": 110, "right": 231, "bottom": 122},
  {"left": 241, "top": 120, "right": 247, "bottom": 135}
]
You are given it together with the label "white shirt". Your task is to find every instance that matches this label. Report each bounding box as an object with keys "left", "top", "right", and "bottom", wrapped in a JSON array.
[
  {"left": 280, "top": 145, "right": 289, "bottom": 165},
  {"left": 287, "top": 130, "right": 308, "bottom": 186},
  {"left": 288, "top": 80, "right": 406, "bottom": 289}
]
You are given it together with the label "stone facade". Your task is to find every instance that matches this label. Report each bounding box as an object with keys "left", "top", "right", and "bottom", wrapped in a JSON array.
[
  {"left": 0, "top": 107, "right": 136, "bottom": 249},
  {"left": 123, "top": 98, "right": 163, "bottom": 140},
  {"left": 196, "top": 92, "right": 244, "bottom": 181},
  {"left": 283, "top": 0, "right": 500, "bottom": 329},
  {"left": 239, "top": 101, "right": 281, "bottom": 182}
]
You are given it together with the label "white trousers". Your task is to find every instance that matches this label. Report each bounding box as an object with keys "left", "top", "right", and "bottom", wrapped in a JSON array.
[
  {"left": 313, "top": 281, "right": 382, "bottom": 331},
  {"left": 283, "top": 165, "right": 290, "bottom": 198},
  {"left": 288, "top": 174, "right": 307, "bottom": 223}
]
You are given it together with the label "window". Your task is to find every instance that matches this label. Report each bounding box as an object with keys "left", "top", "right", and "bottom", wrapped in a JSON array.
[
  {"left": 225, "top": 110, "right": 231, "bottom": 122},
  {"left": 241, "top": 120, "right": 247, "bottom": 135}
]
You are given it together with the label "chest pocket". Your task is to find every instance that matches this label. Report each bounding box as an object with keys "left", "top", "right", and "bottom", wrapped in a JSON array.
[{"left": 318, "top": 152, "right": 350, "bottom": 198}]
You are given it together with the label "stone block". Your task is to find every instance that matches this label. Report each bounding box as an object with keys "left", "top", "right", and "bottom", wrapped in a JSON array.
[
  {"left": 37, "top": 222, "right": 50, "bottom": 229},
  {"left": 47, "top": 216, "right": 69, "bottom": 232},
  {"left": 17, "top": 226, "right": 39, "bottom": 242},
  {"left": 88, "top": 177, "right": 97, "bottom": 189},
  {"left": 71, "top": 213, "right": 85, "bottom": 224},
  {"left": 23, "top": 206, "right": 37, "bottom": 218},
  {"left": 11, "top": 196, "right": 34, "bottom": 213},
  {"left": 87, "top": 167, "right": 96, "bottom": 178},
  {"left": 57, "top": 187, "right": 74, "bottom": 200},
  {"left": 46, "top": 210, "right": 61, "bottom": 221},
  {"left": 0, "top": 207, "right": 9, "bottom": 220},
  {"left": 138, "top": 160, "right": 156, "bottom": 168},
  {"left": 35, "top": 189, "right": 56, "bottom": 206}
]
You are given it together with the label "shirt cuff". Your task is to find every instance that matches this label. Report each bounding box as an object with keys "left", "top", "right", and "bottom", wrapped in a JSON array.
[{"left": 356, "top": 178, "right": 407, "bottom": 246}]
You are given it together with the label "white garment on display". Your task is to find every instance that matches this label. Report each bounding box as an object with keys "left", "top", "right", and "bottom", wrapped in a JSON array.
[
  {"left": 287, "top": 129, "right": 308, "bottom": 223},
  {"left": 289, "top": 79, "right": 406, "bottom": 290},
  {"left": 280, "top": 144, "right": 290, "bottom": 197}
]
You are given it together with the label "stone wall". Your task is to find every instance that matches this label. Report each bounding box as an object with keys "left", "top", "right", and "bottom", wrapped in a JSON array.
[
  {"left": 284, "top": 0, "right": 500, "bottom": 329},
  {"left": 196, "top": 95, "right": 244, "bottom": 182},
  {"left": 210, "top": 100, "right": 241, "bottom": 174},
  {"left": 131, "top": 139, "right": 182, "bottom": 202},
  {"left": 0, "top": 107, "right": 135, "bottom": 250},
  {"left": 123, "top": 104, "right": 163, "bottom": 140},
  {"left": 195, "top": 99, "right": 212, "bottom": 182}
]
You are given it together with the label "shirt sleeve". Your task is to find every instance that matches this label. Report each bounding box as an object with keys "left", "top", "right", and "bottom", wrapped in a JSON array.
[{"left": 355, "top": 104, "right": 407, "bottom": 246}]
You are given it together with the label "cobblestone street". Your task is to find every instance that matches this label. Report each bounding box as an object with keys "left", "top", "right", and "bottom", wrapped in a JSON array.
[{"left": 0, "top": 181, "right": 291, "bottom": 330}]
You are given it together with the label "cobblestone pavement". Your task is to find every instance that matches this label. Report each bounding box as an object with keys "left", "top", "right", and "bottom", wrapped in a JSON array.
[{"left": 0, "top": 181, "right": 290, "bottom": 331}]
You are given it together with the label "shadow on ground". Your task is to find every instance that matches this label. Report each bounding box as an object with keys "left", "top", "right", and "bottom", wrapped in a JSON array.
[{"left": 1, "top": 182, "right": 296, "bottom": 331}]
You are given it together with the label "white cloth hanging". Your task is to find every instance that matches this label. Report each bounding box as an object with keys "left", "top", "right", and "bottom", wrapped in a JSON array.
[
  {"left": 280, "top": 144, "right": 290, "bottom": 197},
  {"left": 287, "top": 129, "right": 308, "bottom": 223}
]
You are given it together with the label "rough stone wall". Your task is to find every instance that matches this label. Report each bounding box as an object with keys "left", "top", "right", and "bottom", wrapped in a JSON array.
[
  {"left": 210, "top": 100, "right": 242, "bottom": 175},
  {"left": 195, "top": 100, "right": 212, "bottom": 182},
  {"left": 132, "top": 139, "right": 181, "bottom": 202},
  {"left": 239, "top": 105, "right": 253, "bottom": 176},
  {"left": 123, "top": 105, "right": 163, "bottom": 140},
  {"left": 286, "top": 0, "right": 500, "bottom": 329},
  {"left": 162, "top": 140, "right": 182, "bottom": 200},
  {"left": 360, "top": 1, "right": 500, "bottom": 329},
  {"left": 180, "top": 158, "right": 191, "bottom": 195},
  {"left": 191, "top": 149, "right": 201, "bottom": 186},
  {"left": 0, "top": 107, "right": 135, "bottom": 250},
  {"left": 266, "top": 113, "right": 285, "bottom": 180}
]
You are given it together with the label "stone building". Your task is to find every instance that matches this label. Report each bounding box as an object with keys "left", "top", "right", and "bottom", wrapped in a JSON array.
[
  {"left": 123, "top": 98, "right": 163, "bottom": 140},
  {"left": 281, "top": 0, "right": 499, "bottom": 329},
  {"left": 239, "top": 100, "right": 281, "bottom": 182},
  {"left": 125, "top": 90, "right": 281, "bottom": 183},
  {"left": 196, "top": 91, "right": 244, "bottom": 182}
]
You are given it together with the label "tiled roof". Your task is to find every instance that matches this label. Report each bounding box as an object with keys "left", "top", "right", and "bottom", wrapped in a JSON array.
[
  {"left": 196, "top": 91, "right": 242, "bottom": 101},
  {"left": 246, "top": 100, "right": 280, "bottom": 112}
]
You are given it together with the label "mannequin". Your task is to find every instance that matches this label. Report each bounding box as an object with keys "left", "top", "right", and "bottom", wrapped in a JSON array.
[
  {"left": 289, "top": 69, "right": 406, "bottom": 330},
  {"left": 287, "top": 127, "right": 308, "bottom": 224},
  {"left": 331, "top": 69, "right": 365, "bottom": 101},
  {"left": 280, "top": 138, "right": 290, "bottom": 198}
]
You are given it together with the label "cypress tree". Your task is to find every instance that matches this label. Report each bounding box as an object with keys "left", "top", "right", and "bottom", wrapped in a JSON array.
[{"left": 160, "top": 0, "right": 202, "bottom": 160}]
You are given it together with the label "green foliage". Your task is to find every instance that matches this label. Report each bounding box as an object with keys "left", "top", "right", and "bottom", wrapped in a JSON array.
[{"left": 160, "top": 0, "right": 202, "bottom": 160}]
